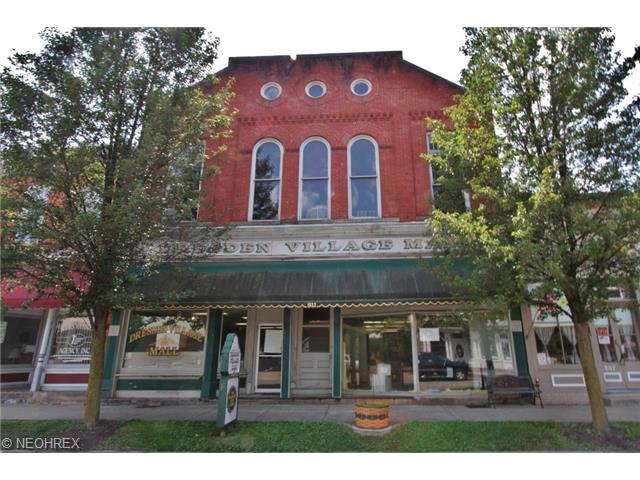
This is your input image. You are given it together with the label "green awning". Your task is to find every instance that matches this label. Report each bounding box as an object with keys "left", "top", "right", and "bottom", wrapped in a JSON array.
[{"left": 131, "top": 259, "right": 460, "bottom": 309}]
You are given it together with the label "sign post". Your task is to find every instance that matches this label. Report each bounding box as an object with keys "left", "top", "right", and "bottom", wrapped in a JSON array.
[{"left": 216, "top": 333, "right": 241, "bottom": 430}]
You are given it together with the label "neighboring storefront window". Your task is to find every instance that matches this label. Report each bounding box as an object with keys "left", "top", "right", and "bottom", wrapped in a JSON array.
[
  {"left": 531, "top": 306, "right": 579, "bottom": 366},
  {"left": 416, "top": 313, "right": 514, "bottom": 391},
  {"left": 613, "top": 308, "right": 640, "bottom": 362},
  {"left": 0, "top": 312, "right": 40, "bottom": 365},
  {"left": 594, "top": 316, "right": 616, "bottom": 363},
  {"left": 534, "top": 325, "right": 580, "bottom": 365},
  {"left": 49, "top": 315, "right": 92, "bottom": 364},
  {"left": 344, "top": 315, "right": 414, "bottom": 392},
  {"left": 122, "top": 311, "right": 206, "bottom": 372}
]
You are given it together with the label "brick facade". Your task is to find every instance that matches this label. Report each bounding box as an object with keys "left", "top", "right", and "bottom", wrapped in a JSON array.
[{"left": 198, "top": 51, "right": 463, "bottom": 224}]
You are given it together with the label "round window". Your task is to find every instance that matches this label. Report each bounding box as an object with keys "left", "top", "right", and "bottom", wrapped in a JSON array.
[
  {"left": 351, "top": 79, "right": 372, "bottom": 96},
  {"left": 261, "top": 82, "right": 282, "bottom": 100},
  {"left": 305, "top": 81, "right": 326, "bottom": 98}
]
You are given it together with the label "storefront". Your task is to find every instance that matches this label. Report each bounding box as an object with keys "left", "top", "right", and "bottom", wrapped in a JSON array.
[
  {"left": 93, "top": 222, "right": 531, "bottom": 401},
  {"left": 522, "top": 289, "right": 640, "bottom": 403},
  {"left": 1, "top": 286, "right": 93, "bottom": 391}
]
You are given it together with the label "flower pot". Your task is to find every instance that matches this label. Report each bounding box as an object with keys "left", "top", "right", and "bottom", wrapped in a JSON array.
[{"left": 354, "top": 402, "right": 390, "bottom": 430}]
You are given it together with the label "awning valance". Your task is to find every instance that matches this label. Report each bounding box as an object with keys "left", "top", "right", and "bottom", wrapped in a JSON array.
[{"left": 130, "top": 259, "right": 460, "bottom": 310}]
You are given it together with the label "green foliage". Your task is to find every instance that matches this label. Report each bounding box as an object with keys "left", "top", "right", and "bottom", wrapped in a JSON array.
[
  {"left": 424, "top": 28, "right": 640, "bottom": 322},
  {"left": 1, "top": 28, "right": 235, "bottom": 315}
]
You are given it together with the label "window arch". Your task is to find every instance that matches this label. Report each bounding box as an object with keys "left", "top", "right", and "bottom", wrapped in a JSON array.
[
  {"left": 298, "top": 137, "right": 330, "bottom": 220},
  {"left": 347, "top": 135, "right": 381, "bottom": 218},
  {"left": 249, "top": 139, "right": 283, "bottom": 221}
]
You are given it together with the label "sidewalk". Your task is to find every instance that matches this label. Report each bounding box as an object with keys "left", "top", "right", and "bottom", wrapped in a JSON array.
[{"left": 2, "top": 402, "right": 639, "bottom": 424}]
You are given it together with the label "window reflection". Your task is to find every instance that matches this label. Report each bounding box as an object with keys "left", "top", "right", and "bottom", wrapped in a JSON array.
[
  {"left": 613, "top": 309, "right": 639, "bottom": 362},
  {"left": 417, "top": 313, "right": 515, "bottom": 391},
  {"left": 344, "top": 315, "right": 414, "bottom": 392},
  {"left": 0, "top": 313, "right": 40, "bottom": 366},
  {"left": 349, "top": 137, "right": 379, "bottom": 218},
  {"left": 252, "top": 141, "right": 282, "bottom": 220},
  {"left": 300, "top": 140, "right": 329, "bottom": 219}
]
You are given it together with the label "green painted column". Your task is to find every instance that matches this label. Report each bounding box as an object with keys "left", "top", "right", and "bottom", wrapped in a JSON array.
[
  {"left": 281, "top": 308, "right": 291, "bottom": 399},
  {"left": 332, "top": 307, "right": 342, "bottom": 398},
  {"left": 201, "top": 308, "right": 223, "bottom": 399},
  {"left": 101, "top": 309, "right": 123, "bottom": 399},
  {"left": 510, "top": 306, "right": 530, "bottom": 377}
]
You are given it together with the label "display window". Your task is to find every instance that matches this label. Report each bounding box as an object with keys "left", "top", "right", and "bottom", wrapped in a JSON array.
[
  {"left": 122, "top": 310, "right": 207, "bottom": 373},
  {"left": 49, "top": 314, "right": 92, "bottom": 364},
  {"left": 613, "top": 308, "right": 640, "bottom": 362},
  {"left": 531, "top": 306, "right": 580, "bottom": 366},
  {"left": 0, "top": 312, "right": 41, "bottom": 366},
  {"left": 343, "top": 315, "right": 414, "bottom": 392},
  {"left": 416, "top": 313, "right": 514, "bottom": 392}
]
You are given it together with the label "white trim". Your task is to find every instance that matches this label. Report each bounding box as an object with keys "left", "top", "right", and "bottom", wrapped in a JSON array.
[
  {"left": 41, "top": 384, "right": 87, "bottom": 391},
  {"left": 254, "top": 323, "right": 283, "bottom": 393},
  {"left": 628, "top": 371, "right": 640, "bottom": 382},
  {"left": 31, "top": 309, "right": 57, "bottom": 392},
  {"left": 115, "top": 390, "right": 201, "bottom": 399},
  {"left": 347, "top": 135, "right": 382, "bottom": 219},
  {"left": 604, "top": 372, "right": 623, "bottom": 383},
  {"left": 305, "top": 81, "right": 327, "bottom": 98},
  {"left": 298, "top": 137, "right": 331, "bottom": 220},
  {"left": 248, "top": 138, "right": 284, "bottom": 222},
  {"left": 410, "top": 312, "right": 420, "bottom": 392},
  {"left": 350, "top": 78, "right": 372, "bottom": 96},
  {"left": 43, "top": 366, "right": 90, "bottom": 374},
  {"left": 260, "top": 82, "right": 282, "bottom": 100},
  {"left": 551, "top": 374, "right": 586, "bottom": 388}
]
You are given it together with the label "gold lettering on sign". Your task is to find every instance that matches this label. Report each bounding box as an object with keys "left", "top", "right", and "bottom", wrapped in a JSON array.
[
  {"left": 129, "top": 326, "right": 204, "bottom": 344},
  {"left": 148, "top": 346, "right": 180, "bottom": 356}
]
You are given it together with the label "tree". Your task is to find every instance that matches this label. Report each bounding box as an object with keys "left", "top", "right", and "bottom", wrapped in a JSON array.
[
  {"left": 424, "top": 28, "right": 640, "bottom": 433},
  {"left": 1, "top": 28, "right": 235, "bottom": 426}
]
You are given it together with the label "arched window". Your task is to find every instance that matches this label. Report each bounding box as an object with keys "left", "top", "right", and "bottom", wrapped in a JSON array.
[
  {"left": 348, "top": 136, "right": 380, "bottom": 218},
  {"left": 299, "top": 137, "right": 330, "bottom": 220},
  {"left": 249, "top": 139, "right": 283, "bottom": 220}
]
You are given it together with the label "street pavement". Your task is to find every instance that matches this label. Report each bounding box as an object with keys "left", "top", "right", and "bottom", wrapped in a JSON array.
[{"left": 2, "top": 402, "right": 639, "bottom": 424}]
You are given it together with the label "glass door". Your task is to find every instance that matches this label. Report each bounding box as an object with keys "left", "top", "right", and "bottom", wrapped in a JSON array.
[{"left": 255, "top": 324, "right": 282, "bottom": 392}]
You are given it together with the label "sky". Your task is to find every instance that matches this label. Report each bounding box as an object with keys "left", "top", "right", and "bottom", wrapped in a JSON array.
[{"left": 1, "top": 0, "right": 638, "bottom": 98}]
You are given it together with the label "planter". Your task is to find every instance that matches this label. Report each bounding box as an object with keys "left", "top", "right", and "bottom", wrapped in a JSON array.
[{"left": 354, "top": 401, "right": 390, "bottom": 430}]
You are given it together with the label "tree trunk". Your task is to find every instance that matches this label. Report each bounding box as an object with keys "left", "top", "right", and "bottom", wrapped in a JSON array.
[
  {"left": 574, "top": 320, "right": 610, "bottom": 434},
  {"left": 84, "top": 308, "right": 109, "bottom": 428}
]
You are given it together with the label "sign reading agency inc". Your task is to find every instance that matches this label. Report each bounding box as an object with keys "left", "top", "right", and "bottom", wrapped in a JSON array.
[{"left": 216, "top": 333, "right": 241, "bottom": 429}]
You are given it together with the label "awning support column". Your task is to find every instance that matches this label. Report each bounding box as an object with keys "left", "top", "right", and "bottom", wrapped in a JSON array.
[
  {"left": 332, "top": 307, "right": 342, "bottom": 398},
  {"left": 281, "top": 308, "right": 291, "bottom": 399},
  {"left": 202, "top": 308, "right": 223, "bottom": 399},
  {"left": 101, "top": 309, "right": 123, "bottom": 399},
  {"left": 510, "top": 306, "right": 530, "bottom": 377}
]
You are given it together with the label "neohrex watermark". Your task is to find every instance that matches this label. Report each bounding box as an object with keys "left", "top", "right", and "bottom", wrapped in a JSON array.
[{"left": 2, "top": 436, "right": 80, "bottom": 450}]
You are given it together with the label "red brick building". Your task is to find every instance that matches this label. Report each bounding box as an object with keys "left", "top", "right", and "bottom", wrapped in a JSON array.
[
  {"left": 199, "top": 51, "right": 464, "bottom": 225},
  {"left": 5, "top": 51, "right": 639, "bottom": 404}
]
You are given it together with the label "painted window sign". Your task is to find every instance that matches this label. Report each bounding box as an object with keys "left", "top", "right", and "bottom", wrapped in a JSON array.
[
  {"left": 122, "top": 311, "right": 206, "bottom": 371},
  {"left": 50, "top": 316, "right": 93, "bottom": 364}
]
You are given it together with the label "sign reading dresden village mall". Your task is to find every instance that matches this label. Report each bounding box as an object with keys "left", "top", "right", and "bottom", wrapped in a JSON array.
[{"left": 160, "top": 237, "right": 432, "bottom": 259}]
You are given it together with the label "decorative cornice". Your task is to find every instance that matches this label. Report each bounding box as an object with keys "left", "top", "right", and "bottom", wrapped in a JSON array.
[
  {"left": 408, "top": 110, "right": 446, "bottom": 121},
  {"left": 237, "top": 111, "right": 394, "bottom": 126}
]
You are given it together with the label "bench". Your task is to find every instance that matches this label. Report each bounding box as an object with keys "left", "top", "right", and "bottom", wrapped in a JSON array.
[{"left": 486, "top": 375, "right": 543, "bottom": 408}]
